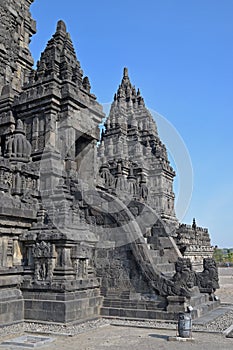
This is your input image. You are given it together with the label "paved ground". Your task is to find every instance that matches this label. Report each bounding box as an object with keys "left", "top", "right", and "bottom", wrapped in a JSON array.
[
  {"left": 0, "top": 326, "right": 232, "bottom": 350},
  {"left": 217, "top": 267, "right": 233, "bottom": 303},
  {"left": 0, "top": 267, "right": 232, "bottom": 349}
]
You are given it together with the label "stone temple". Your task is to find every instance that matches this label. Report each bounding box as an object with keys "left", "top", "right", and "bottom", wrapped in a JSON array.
[{"left": 0, "top": 0, "right": 219, "bottom": 325}]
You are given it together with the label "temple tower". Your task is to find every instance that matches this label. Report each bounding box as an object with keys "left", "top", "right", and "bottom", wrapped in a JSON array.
[
  {"left": 13, "top": 20, "right": 104, "bottom": 185},
  {"left": 98, "top": 68, "right": 177, "bottom": 227},
  {"left": 13, "top": 20, "right": 105, "bottom": 324}
]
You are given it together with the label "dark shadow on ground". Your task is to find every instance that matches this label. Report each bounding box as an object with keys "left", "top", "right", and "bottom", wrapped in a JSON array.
[{"left": 148, "top": 333, "right": 169, "bottom": 340}]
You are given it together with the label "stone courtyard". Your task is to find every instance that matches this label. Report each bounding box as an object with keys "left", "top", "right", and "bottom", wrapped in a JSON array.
[{"left": 1, "top": 327, "right": 232, "bottom": 350}]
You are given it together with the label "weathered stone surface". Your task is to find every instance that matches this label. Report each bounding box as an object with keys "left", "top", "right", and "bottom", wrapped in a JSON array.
[
  {"left": 0, "top": 0, "right": 36, "bottom": 95},
  {"left": 23, "top": 288, "right": 102, "bottom": 323},
  {"left": 176, "top": 219, "right": 214, "bottom": 271},
  {"left": 0, "top": 288, "right": 24, "bottom": 325}
]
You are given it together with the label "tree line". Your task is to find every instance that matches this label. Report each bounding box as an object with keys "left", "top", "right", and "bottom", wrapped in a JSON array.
[{"left": 213, "top": 247, "right": 233, "bottom": 265}]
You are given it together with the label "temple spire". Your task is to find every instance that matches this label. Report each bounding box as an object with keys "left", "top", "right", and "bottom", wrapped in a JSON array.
[
  {"left": 98, "top": 68, "right": 177, "bottom": 223},
  {"left": 123, "top": 67, "right": 129, "bottom": 78},
  {"left": 121, "top": 67, "right": 132, "bottom": 86},
  {"left": 28, "top": 20, "right": 96, "bottom": 92},
  {"left": 56, "top": 20, "right": 67, "bottom": 34}
]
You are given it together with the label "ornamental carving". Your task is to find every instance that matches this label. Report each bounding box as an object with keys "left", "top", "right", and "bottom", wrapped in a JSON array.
[{"left": 32, "top": 241, "right": 53, "bottom": 258}]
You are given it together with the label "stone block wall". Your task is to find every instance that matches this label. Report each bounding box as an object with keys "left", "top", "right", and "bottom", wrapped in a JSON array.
[
  {"left": 0, "top": 288, "right": 24, "bottom": 325},
  {"left": 23, "top": 288, "right": 102, "bottom": 323}
]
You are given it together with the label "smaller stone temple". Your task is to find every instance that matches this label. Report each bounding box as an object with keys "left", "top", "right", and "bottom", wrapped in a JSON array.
[
  {"left": 176, "top": 219, "right": 214, "bottom": 271},
  {"left": 0, "top": 0, "right": 219, "bottom": 326}
]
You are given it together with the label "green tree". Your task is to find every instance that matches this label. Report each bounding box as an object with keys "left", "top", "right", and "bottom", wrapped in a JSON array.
[
  {"left": 213, "top": 247, "right": 224, "bottom": 263},
  {"left": 226, "top": 250, "right": 233, "bottom": 263}
]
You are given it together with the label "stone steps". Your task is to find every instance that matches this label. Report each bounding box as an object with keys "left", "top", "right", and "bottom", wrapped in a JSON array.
[
  {"left": 192, "top": 299, "right": 221, "bottom": 319},
  {"left": 100, "top": 296, "right": 169, "bottom": 319},
  {"left": 101, "top": 301, "right": 221, "bottom": 321},
  {"left": 190, "top": 293, "right": 210, "bottom": 307},
  {"left": 148, "top": 248, "right": 176, "bottom": 275},
  {"left": 100, "top": 295, "right": 221, "bottom": 321},
  {"left": 104, "top": 290, "right": 130, "bottom": 299},
  {"left": 102, "top": 298, "right": 167, "bottom": 310},
  {"left": 151, "top": 254, "right": 169, "bottom": 265},
  {"left": 100, "top": 307, "right": 174, "bottom": 320},
  {"left": 189, "top": 299, "right": 221, "bottom": 319}
]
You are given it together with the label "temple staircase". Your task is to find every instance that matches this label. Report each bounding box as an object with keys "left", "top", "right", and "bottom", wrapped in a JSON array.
[
  {"left": 100, "top": 289, "right": 221, "bottom": 321},
  {"left": 100, "top": 289, "right": 169, "bottom": 320}
]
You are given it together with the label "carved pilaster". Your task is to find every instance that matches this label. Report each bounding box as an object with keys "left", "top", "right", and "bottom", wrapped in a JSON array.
[{"left": 32, "top": 241, "right": 56, "bottom": 283}]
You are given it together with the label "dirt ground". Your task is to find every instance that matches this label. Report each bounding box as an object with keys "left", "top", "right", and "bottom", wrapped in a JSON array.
[{"left": 0, "top": 267, "right": 232, "bottom": 350}]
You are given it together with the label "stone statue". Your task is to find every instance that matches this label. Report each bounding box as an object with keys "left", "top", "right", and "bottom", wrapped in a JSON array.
[
  {"left": 154, "top": 258, "right": 198, "bottom": 298},
  {"left": 171, "top": 258, "right": 197, "bottom": 296},
  {"left": 197, "top": 258, "right": 219, "bottom": 293}
]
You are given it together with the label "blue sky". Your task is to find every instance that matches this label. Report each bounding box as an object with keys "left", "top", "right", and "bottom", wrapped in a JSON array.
[{"left": 30, "top": 0, "right": 233, "bottom": 248}]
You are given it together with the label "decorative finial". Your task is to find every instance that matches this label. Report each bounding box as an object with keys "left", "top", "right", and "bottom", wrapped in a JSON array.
[
  {"left": 192, "top": 218, "right": 197, "bottom": 230},
  {"left": 15, "top": 119, "right": 25, "bottom": 134},
  {"left": 82, "top": 76, "right": 91, "bottom": 92},
  {"left": 123, "top": 67, "right": 128, "bottom": 78},
  {"left": 56, "top": 20, "right": 67, "bottom": 34}
]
